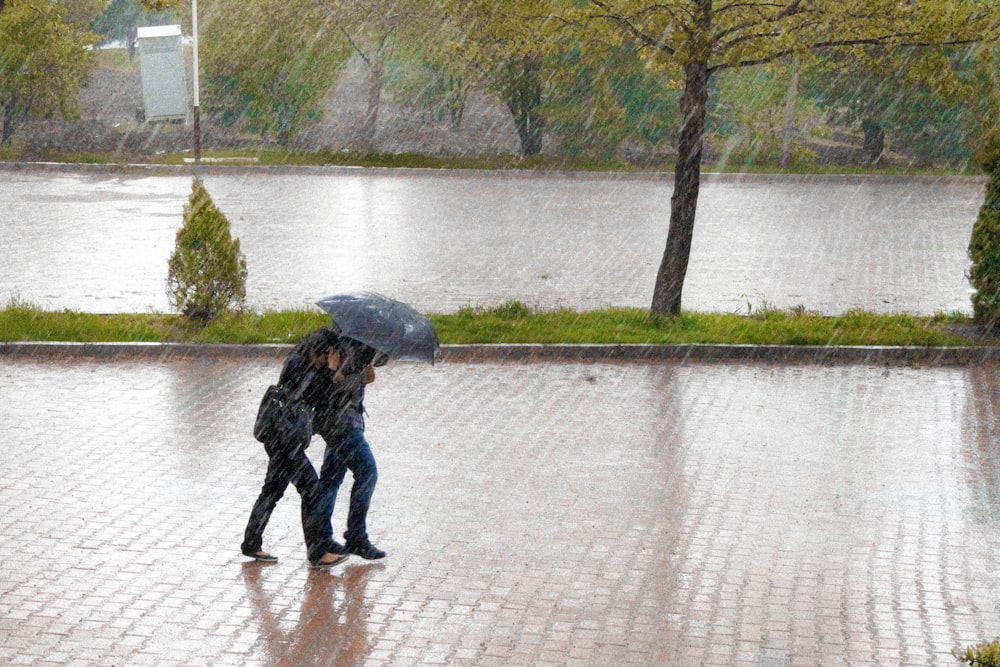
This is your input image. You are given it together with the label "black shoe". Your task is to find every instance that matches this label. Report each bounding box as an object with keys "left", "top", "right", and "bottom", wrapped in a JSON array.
[
  {"left": 310, "top": 552, "right": 349, "bottom": 568},
  {"left": 346, "top": 539, "right": 386, "bottom": 560},
  {"left": 242, "top": 549, "right": 278, "bottom": 563}
]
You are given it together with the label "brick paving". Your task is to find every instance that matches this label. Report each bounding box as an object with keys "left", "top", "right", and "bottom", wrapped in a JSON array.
[{"left": 4, "top": 352, "right": 1000, "bottom": 665}]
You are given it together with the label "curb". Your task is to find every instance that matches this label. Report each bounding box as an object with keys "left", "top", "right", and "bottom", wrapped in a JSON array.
[
  {"left": 0, "top": 161, "right": 986, "bottom": 186},
  {"left": 2, "top": 341, "right": 999, "bottom": 366}
]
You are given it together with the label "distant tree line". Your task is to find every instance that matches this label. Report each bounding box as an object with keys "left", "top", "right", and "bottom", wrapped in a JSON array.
[{"left": 3, "top": 0, "right": 996, "bottom": 168}]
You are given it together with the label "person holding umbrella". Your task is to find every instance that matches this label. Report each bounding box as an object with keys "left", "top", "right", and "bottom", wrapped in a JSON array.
[
  {"left": 242, "top": 327, "right": 348, "bottom": 568},
  {"left": 309, "top": 292, "right": 441, "bottom": 562},
  {"left": 310, "top": 336, "right": 388, "bottom": 560}
]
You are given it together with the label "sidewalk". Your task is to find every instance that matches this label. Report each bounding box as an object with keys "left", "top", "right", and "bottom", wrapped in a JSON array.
[{"left": 3, "top": 349, "right": 1000, "bottom": 665}]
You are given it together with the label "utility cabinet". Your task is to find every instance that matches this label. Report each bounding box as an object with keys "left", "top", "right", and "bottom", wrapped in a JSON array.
[{"left": 136, "top": 25, "right": 188, "bottom": 122}]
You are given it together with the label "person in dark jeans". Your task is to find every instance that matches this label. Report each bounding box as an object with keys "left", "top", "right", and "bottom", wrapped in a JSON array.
[
  {"left": 241, "top": 328, "right": 346, "bottom": 568},
  {"left": 308, "top": 337, "right": 388, "bottom": 561}
]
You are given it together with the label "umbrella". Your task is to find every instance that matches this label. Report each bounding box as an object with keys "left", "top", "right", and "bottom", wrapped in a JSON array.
[{"left": 315, "top": 292, "right": 439, "bottom": 365}]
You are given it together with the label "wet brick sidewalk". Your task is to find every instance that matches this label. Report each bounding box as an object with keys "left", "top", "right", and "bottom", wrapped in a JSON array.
[{"left": 4, "top": 352, "right": 1000, "bottom": 665}]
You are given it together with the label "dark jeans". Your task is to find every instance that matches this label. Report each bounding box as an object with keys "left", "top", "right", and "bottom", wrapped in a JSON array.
[
  {"left": 310, "top": 427, "right": 377, "bottom": 561},
  {"left": 242, "top": 440, "right": 329, "bottom": 557}
]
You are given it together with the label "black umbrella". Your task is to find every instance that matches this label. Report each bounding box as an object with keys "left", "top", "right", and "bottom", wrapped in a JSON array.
[{"left": 315, "top": 292, "right": 439, "bottom": 365}]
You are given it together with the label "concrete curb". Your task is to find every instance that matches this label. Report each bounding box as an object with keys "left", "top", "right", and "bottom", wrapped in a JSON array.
[
  {"left": 3, "top": 341, "right": 1000, "bottom": 366},
  {"left": 0, "top": 161, "right": 986, "bottom": 186}
]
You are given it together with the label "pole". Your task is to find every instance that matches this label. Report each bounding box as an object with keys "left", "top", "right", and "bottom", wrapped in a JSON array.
[{"left": 192, "top": 0, "right": 201, "bottom": 161}]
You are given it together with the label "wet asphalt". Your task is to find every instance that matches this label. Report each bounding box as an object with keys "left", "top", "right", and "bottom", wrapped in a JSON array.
[{"left": 3, "top": 165, "right": 1000, "bottom": 666}]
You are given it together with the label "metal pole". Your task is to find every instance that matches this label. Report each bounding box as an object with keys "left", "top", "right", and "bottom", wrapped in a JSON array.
[{"left": 192, "top": 0, "right": 201, "bottom": 161}]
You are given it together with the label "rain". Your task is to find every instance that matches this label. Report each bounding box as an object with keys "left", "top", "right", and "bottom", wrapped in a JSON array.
[
  {"left": 0, "top": 170, "right": 984, "bottom": 316},
  {"left": 3, "top": 1, "right": 1000, "bottom": 666}
]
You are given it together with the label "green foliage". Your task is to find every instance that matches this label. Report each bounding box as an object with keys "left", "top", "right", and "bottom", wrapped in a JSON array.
[
  {"left": 135, "top": 0, "right": 179, "bottom": 13},
  {"left": 546, "top": 43, "right": 679, "bottom": 161},
  {"left": 166, "top": 178, "right": 248, "bottom": 323},
  {"left": 802, "top": 46, "right": 996, "bottom": 166},
  {"left": 969, "top": 142, "right": 1000, "bottom": 330},
  {"left": 91, "top": 0, "right": 173, "bottom": 46},
  {"left": 708, "top": 63, "right": 824, "bottom": 167},
  {"left": 977, "top": 127, "right": 1000, "bottom": 174},
  {"left": 969, "top": 119, "right": 1000, "bottom": 326},
  {"left": 435, "top": 0, "right": 567, "bottom": 157},
  {"left": 955, "top": 639, "right": 1000, "bottom": 667},
  {"left": 0, "top": 0, "right": 98, "bottom": 144},
  {"left": 384, "top": 54, "right": 470, "bottom": 129},
  {"left": 200, "top": 0, "right": 351, "bottom": 146}
]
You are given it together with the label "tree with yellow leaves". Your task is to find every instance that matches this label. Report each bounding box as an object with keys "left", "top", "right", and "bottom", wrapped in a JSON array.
[{"left": 574, "top": 0, "right": 1000, "bottom": 316}]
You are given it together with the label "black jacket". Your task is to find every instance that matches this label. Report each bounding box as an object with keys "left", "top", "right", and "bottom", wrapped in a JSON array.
[{"left": 278, "top": 339, "right": 374, "bottom": 433}]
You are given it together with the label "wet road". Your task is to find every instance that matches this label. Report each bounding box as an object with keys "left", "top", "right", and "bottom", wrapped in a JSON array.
[
  {"left": 3, "top": 352, "right": 1000, "bottom": 665},
  {"left": 0, "top": 166, "right": 985, "bottom": 315}
]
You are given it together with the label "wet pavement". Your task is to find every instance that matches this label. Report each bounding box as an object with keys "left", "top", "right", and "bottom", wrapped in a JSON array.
[
  {"left": 4, "top": 164, "right": 1000, "bottom": 666},
  {"left": 4, "top": 348, "right": 1000, "bottom": 666},
  {"left": 0, "top": 164, "right": 985, "bottom": 316}
]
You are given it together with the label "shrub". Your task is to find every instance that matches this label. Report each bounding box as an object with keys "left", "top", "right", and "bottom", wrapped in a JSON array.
[
  {"left": 166, "top": 178, "right": 248, "bottom": 323},
  {"left": 968, "top": 127, "right": 1000, "bottom": 331},
  {"left": 955, "top": 639, "right": 1000, "bottom": 666}
]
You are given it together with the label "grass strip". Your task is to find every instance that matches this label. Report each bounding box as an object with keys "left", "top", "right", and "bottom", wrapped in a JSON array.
[{"left": 0, "top": 300, "right": 983, "bottom": 347}]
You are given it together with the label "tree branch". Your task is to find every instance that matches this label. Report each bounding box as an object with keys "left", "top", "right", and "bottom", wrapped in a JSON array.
[
  {"left": 711, "top": 34, "right": 984, "bottom": 74},
  {"left": 586, "top": 0, "right": 678, "bottom": 56}
]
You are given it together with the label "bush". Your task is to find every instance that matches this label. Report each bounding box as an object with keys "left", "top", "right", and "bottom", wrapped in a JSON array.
[
  {"left": 969, "top": 127, "right": 1000, "bottom": 331},
  {"left": 166, "top": 178, "right": 248, "bottom": 322},
  {"left": 955, "top": 639, "right": 1000, "bottom": 666}
]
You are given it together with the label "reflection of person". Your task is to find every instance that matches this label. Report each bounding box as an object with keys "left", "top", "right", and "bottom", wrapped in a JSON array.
[
  {"left": 308, "top": 337, "right": 388, "bottom": 561},
  {"left": 241, "top": 328, "right": 346, "bottom": 568},
  {"left": 242, "top": 561, "right": 378, "bottom": 664}
]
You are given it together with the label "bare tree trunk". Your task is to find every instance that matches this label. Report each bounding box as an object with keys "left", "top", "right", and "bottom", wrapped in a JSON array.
[
  {"left": 861, "top": 117, "right": 885, "bottom": 164},
  {"left": 360, "top": 37, "right": 388, "bottom": 153},
  {"left": 780, "top": 56, "right": 800, "bottom": 168},
  {"left": 651, "top": 58, "right": 711, "bottom": 317}
]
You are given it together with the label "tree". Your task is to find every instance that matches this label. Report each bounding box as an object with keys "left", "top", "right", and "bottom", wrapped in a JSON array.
[
  {"left": 545, "top": 41, "right": 679, "bottom": 161},
  {"left": 578, "top": 0, "right": 1000, "bottom": 316},
  {"left": 318, "top": 0, "right": 435, "bottom": 152},
  {"left": 199, "top": 0, "right": 351, "bottom": 147},
  {"left": 799, "top": 47, "right": 986, "bottom": 166},
  {"left": 0, "top": 0, "right": 99, "bottom": 145},
  {"left": 91, "top": 0, "right": 174, "bottom": 59},
  {"left": 383, "top": 48, "right": 471, "bottom": 130},
  {"left": 967, "top": 49, "right": 1000, "bottom": 331},
  {"left": 167, "top": 178, "right": 248, "bottom": 322},
  {"left": 706, "top": 61, "right": 824, "bottom": 167},
  {"left": 437, "top": 0, "right": 569, "bottom": 157},
  {"left": 968, "top": 128, "right": 1000, "bottom": 331}
]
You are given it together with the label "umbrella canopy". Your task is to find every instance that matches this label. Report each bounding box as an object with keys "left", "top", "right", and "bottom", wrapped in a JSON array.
[{"left": 315, "top": 292, "right": 439, "bottom": 365}]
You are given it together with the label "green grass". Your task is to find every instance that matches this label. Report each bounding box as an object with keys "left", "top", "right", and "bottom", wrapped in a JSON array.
[{"left": 0, "top": 299, "right": 985, "bottom": 347}]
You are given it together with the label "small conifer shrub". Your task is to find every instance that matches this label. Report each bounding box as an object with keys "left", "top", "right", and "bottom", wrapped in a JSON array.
[
  {"left": 167, "top": 178, "right": 248, "bottom": 322},
  {"left": 968, "top": 127, "right": 1000, "bottom": 332}
]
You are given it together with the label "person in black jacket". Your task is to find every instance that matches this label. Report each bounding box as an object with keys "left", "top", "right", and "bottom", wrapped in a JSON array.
[{"left": 241, "top": 328, "right": 346, "bottom": 567}]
